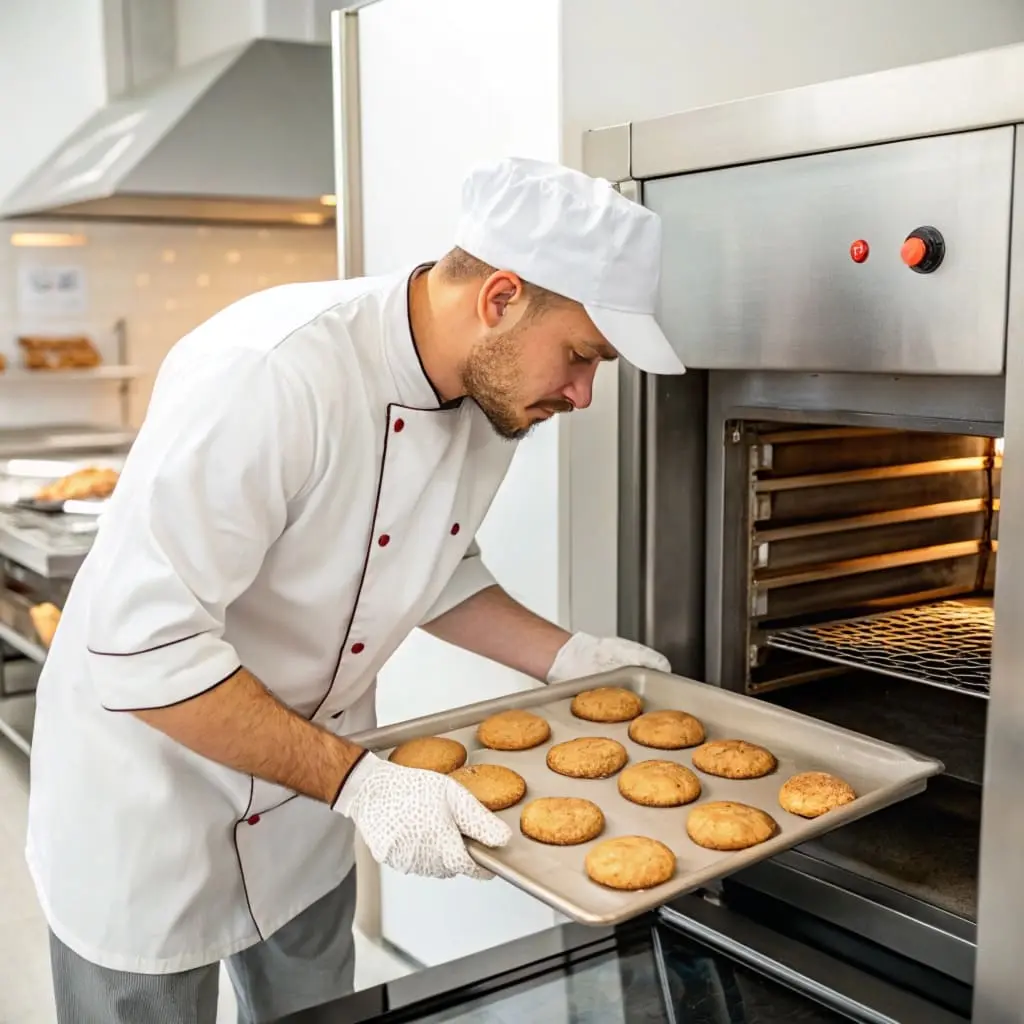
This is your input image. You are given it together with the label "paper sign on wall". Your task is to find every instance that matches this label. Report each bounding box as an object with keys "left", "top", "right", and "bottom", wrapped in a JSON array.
[{"left": 17, "top": 264, "right": 89, "bottom": 316}]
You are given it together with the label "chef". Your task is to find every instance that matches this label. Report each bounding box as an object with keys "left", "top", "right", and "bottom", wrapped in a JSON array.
[{"left": 27, "top": 156, "right": 687, "bottom": 1023}]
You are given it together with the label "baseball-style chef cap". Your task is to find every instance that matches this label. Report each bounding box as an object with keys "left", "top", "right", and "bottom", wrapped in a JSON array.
[{"left": 454, "top": 156, "right": 685, "bottom": 375}]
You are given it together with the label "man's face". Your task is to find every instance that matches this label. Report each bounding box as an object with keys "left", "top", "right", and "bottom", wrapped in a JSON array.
[{"left": 460, "top": 279, "right": 618, "bottom": 441}]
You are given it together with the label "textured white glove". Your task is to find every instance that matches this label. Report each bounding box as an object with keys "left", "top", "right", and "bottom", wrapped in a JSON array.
[
  {"left": 334, "top": 752, "right": 511, "bottom": 880},
  {"left": 547, "top": 631, "right": 671, "bottom": 683}
]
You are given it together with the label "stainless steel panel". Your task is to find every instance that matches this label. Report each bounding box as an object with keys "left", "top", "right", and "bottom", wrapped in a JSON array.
[
  {"left": 660, "top": 897, "right": 967, "bottom": 1024},
  {"left": 730, "top": 854, "right": 976, "bottom": 986},
  {"left": 351, "top": 668, "right": 942, "bottom": 929},
  {"left": 973, "top": 128, "right": 1024, "bottom": 1024},
  {"left": 645, "top": 129, "right": 1014, "bottom": 374},
  {"left": 582, "top": 123, "right": 631, "bottom": 183},
  {"left": 638, "top": 371, "right": 707, "bottom": 676},
  {"left": 332, "top": 9, "right": 364, "bottom": 278},
  {"left": 628, "top": 41, "right": 1024, "bottom": 179}
]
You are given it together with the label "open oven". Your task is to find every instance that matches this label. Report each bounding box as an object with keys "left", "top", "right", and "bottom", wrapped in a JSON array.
[{"left": 585, "top": 41, "right": 1024, "bottom": 1024}]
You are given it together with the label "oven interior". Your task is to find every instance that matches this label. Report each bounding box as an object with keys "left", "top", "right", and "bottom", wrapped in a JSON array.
[{"left": 719, "top": 420, "right": 994, "bottom": 928}]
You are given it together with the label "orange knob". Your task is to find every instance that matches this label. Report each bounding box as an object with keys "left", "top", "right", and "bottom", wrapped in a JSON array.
[{"left": 901, "top": 236, "right": 928, "bottom": 268}]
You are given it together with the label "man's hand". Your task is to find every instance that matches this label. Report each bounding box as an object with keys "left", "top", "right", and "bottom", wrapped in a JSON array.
[
  {"left": 546, "top": 632, "right": 670, "bottom": 683},
  {"left": 334, "top": 753, "right": 511, "bottom": 879}
]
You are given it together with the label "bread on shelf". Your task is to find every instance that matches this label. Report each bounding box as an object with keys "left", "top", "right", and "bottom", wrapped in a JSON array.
[{"left": 18, "top": 335, "right": 102, "bottom": 370}]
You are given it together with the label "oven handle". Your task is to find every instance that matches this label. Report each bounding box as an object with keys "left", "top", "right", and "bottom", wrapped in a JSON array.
[{"left": 659, "top": 894, "right": 966, "bottom": 1024}]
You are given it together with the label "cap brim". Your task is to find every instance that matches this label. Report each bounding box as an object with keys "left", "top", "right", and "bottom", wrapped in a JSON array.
[{"left": 584, "top": 305, "right": 686, "bottom": 375}]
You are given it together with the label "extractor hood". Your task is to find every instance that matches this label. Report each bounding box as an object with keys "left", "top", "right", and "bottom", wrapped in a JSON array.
[{"left": 0, "top": 39, "right": 336, "bottom": 227}]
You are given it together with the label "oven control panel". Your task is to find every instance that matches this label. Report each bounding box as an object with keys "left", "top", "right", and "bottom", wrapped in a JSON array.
[{"left": 646, "top": 126, "right": 1014, "bottom": 375}]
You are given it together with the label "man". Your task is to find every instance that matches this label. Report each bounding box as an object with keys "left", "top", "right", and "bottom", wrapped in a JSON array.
[{"left": 27, "top": 156, "right": 686, "bottom": 1022}]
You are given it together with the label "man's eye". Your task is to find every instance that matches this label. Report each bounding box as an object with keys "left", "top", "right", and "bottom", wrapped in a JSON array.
[{"left": 570, "top": 350, "right": 593, "bottom": 365}]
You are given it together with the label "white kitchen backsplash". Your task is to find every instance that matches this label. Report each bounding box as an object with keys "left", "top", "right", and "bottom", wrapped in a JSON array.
[{"left": 0, "top": 219, "right": 337, "bottom": 430}]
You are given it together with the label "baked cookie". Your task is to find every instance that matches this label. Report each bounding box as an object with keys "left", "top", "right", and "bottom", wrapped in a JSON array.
[
  {"left": 449, "top": 764, "right": 527, "bottom": 811},
  {"left": 520, "top": 797, "right": 605, "bottom": 845},
  {"left": 585, "top": 836, "right": 676, "bottom": 891},
  {"left": 779, "top": 771, "right": 856, "bottom": 818},
  {"left": 686, "top": 801, "right": 778, "bottom": 851},
  {"left": 571, "top": 687, "right": 644, "bottom": 723},
  {"left": 618, "top": 760, "right": 701, "bottom": 808},
  {"left": 691, "top": 739, "right": 777, "bottom": 779},
  {"left": 628, "top": 710, "right": 705, "bottom": 750},
  {"left": 388, "top": 737, "right": 467, "bottom": 774},
  {"left": 546, "top": 737, "right": 628, "bottom": 779},
  {"left": 477, "top": 709, "right": 551, "bottom": 751}
]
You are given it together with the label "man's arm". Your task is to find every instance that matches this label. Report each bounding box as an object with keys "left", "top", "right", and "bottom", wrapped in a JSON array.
[
  {"left": 132, "top": 668, "right": 365, "bottom": 804},
  {"left": 423, "top": 584, "right": 571, "bottom": 680}
]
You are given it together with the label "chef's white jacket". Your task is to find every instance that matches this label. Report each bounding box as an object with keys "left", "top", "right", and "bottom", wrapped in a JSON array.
[{"left": 26, "top": 267, "right": 517, "bottom": 973}]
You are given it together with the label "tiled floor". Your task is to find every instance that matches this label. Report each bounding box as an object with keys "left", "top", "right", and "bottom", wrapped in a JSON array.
[{"left": 0, "top": 674, "right": 414, "bottom": 1024}]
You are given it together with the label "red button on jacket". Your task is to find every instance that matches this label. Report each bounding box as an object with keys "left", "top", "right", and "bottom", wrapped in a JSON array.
[
  {"left": 450, "top": 523, "right": 461, "bottom": 536},
  {"left": 351, "top": 642, "right": 365, "bottom": 654}
]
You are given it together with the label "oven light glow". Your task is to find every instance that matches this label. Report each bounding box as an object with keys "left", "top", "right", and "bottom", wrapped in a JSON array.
[
  {"left": 9, "top": 232, "right": 87, "bottom": 248},
  {"left": 996, "top": 437, "right": 1005, "bottom": 456}
]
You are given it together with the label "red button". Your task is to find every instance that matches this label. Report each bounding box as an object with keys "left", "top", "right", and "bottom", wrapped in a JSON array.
[
  {"left": 849, "top": 239, "right": 869, "bottom": 263},
  {"left": 901, "top": 237, "right": 927, "bottom": 268},
  {"left": 247, "top": 814, "right": 261, "bottom": 825},
  {"left": 450, "top": 523, "right": 461, "bottom": 536},
  {"left": 378, "top": 534, "right": 390, "bottom": 547},
  {"left": 351, "top": 642, "right": 365, "bottom": 654},
  {"left": 394, "top": 419, "right": 405, "bottom": 433}
]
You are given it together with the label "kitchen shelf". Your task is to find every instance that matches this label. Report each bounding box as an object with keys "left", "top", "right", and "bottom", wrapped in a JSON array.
[
  {"left": 766, "top": 599, "right": 992, "bottom": 698},
  {"left": 0, "top": 620, "right": 47, "bottom": 665},
  {"left": 0, "top": 365, "right": 142, "bottom": 382}
]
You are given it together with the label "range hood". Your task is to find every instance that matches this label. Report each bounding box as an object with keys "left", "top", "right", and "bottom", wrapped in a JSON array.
[{"left": 0, "top": 39, "right": 336, "bottom": 227}]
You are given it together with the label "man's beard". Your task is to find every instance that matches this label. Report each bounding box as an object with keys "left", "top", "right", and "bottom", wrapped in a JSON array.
[{"left": 460, "top": 330, "right": 571, "bottom": 440}]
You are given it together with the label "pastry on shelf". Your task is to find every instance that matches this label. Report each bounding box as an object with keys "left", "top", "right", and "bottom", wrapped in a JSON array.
[
  {"left": 18, "top": 335, "right": 102, "bottom": 370},
  {"left": 29, "top": 602, "right": 61, "bottom": 649},
  {"left": 35, "top": 466, "right": 119, "bottom": 502}
]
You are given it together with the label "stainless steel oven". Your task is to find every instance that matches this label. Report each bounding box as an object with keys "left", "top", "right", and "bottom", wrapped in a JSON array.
[{"left": 585, "top": 41, "right": 1024, "bottom": 1023}]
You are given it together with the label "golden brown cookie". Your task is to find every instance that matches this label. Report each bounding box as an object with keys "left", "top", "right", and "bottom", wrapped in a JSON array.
[
  {"left": 779, "top": 771, "right": 856, "bottom": 818},
  {"left": 546, "top": 737, "right": 628, "bottom": 779},
  {"left": 628, "top": 710, "right": 705, "bottom": 750},
  {"left": 618, "top": 760, "right": 702, "bottom": 808},
  {"left": 691, "top": 739, "right": 777, "bottom": 779},
  {"left": 585, "top": 836, "right": 676, "bottom": 890},
  {"left": 686, "top": 801, "right": 779, "bottom": 851},
  {"left": 449, "top": 763, "right": 527, "bottom": 811},
  {"left": 388, "top": 737, "right": 467, "bottom": 774},
  {"left": 520, "top": 797, "right": 605, "bottom": 845},
  {"left": 571, "top": 687, "right": 644, "bottom": 723},
  {"left": 477, "top": 709, "right": 551, "bottom": 751}
]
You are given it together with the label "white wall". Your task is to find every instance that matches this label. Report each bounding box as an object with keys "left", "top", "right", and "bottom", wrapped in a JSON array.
[
  {"left": 0, "top": 0, "right": 107, "bottom": 202},
  {"left": 176, "top": 0, "right": 358, "bottom": 64},
  {"left": 356, "top": 0, "right": 566, "bottom": 968},
  {"left": 559, "top": 0, "right": 1024, "bottom": 644},
  {"left": 0, "top": 221, "right": 336, "bottom": 430}
]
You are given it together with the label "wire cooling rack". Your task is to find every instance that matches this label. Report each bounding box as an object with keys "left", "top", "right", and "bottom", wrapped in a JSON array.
[{"left": 766, "top": 600, "right": 992, "bottom": 698}]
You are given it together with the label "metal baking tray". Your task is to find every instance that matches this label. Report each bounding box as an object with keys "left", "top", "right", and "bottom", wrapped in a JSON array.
[{"left": 349, "top": 668, "right": 943, "bottom": 927}]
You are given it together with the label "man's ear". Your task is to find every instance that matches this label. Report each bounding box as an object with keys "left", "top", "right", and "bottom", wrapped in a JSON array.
[{"left": 478, "top": 271, "right": 525, "bottom": 328}]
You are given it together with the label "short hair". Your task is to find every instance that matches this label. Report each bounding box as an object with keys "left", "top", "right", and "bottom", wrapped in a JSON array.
[{"left": 436, "top": 247, "right": 571, "bottom": 315}]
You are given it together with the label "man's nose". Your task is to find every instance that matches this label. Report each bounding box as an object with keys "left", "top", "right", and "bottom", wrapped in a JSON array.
[{"left": 565, "top": 364, "right": 599, "bottom": 411}]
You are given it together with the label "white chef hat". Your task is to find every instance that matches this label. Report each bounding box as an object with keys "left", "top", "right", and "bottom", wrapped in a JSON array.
[{"left": 453, "top": 156, "right": 685, "bottom": 375}]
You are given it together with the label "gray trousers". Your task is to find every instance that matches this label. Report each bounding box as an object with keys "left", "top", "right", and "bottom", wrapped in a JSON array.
[{"left": 49, "top": 870, "right": 357, "bottom": 1024}]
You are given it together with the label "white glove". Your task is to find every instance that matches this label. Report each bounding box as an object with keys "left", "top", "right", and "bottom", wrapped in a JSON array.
[
  {"left": 546, "top": 631, "right": 671, "bottom": 684},
  {"left": 334, "top": 752, "right": 511, "bottom": 880}
]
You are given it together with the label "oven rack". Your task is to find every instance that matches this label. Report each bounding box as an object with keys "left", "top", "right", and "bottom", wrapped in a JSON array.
[{"left": 766, "top": 600, "right": 992, "bottom": 698}]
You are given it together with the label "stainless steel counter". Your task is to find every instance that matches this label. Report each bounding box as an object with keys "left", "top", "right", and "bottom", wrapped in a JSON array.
[{"left": 0, "top": 508, "right": 99, "bottom": 579}]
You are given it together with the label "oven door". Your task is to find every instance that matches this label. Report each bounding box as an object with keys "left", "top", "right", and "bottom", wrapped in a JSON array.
[{"left": 276, "top": 891, "right": 968, "bottom": 1023}]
